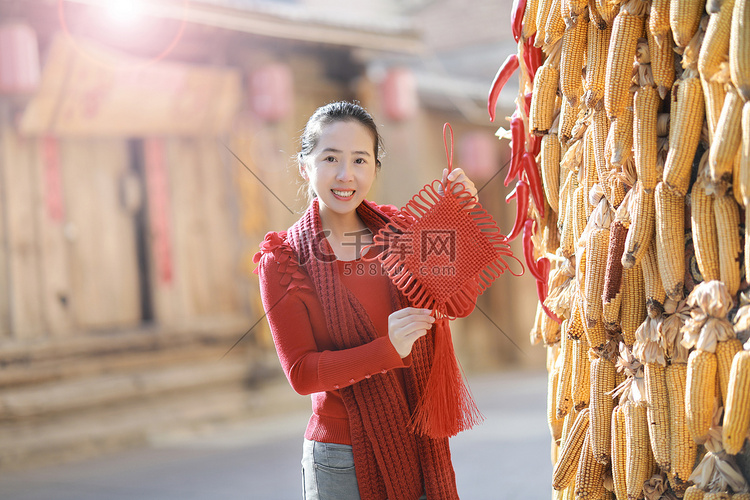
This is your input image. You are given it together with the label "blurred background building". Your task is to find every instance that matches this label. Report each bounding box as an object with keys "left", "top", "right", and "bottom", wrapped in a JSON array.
[{"left": 0, "top": 0, "right": 534, "bottom": 469}]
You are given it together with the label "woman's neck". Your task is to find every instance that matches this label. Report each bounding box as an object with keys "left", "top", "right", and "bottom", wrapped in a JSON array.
[{"left": 318, "top": 203, "right": 372, "bottom": 260}]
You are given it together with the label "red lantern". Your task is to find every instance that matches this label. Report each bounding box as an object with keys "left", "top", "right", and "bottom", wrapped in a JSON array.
[
  {"left": 250, "top": 63, "right": 293, "bottom": 122},
  {"left": 381, "top": 67, "right": 417, "bottom": 121},
  {"left": 458, "top": 131, "right": 500, "bottom": 181},
  {"left": 0, "top": 22, "right": 40, "bottom": 95}
]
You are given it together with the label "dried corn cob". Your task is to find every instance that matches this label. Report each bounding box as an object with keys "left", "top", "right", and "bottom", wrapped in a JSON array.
[
  {"left": 585, "top": 224, "right": 610, "bottom": 330},
  {"left": 644, "top": 361, "right": 670, "bottom": 471},
  {"left": 622, "top": 182, "right": 655, "bottom": 269},
  {"left": 698, "top": 0, "right": 734, "bottom": 80},
  {"left": 611, "top": 405, "right": 628, "bottom": 500},
  {"left": 550, "top": 362, "right": 566, "bottom": 443},
  {"left": 542, "top": 133, "right": 563, "bottom": 213},
  {"left": 558, "top": 330, "right": 575, "bottom": 418},
  {"left": 702, "top": 77, "right": 728, "bottom": 145},
  {"left": 568, "top": 0, "right": 589, "bottom": 25},
  {"left": 546, "top": 0, "right": 569, "bottom": 46},
  {"left": 691, "top": 174, "right": 721, "bottom": 282},
  {"left": 621, "top": 262, "right": 646, "bottom": 347},
  {"left": 655, "top": 181, "right": 685, "bottom": 301},
  {"left": 569, "top": 298, "right": 587, "bottom": 341},
  {"left": 585, "top": 23, "right": 612, "bottom": 110},
  {"left": 633, "top": 86, "right": 660, "bottom": 191},
  {"left": 560, "top": 97, "right": 580, "bottom": 144},
  {"left": 709, "top": 86, "right": 744, "bottom": 188},
  {"left": 732, "top": 493, "right": 750, "bottom": 500},
  {"left": 583, "top": 319, "right": 608, "bottom": 355},
  {"left": 704, "top": 494, "right": 731, "bottom": 500},
  {"left": 624, "top": 401, "right": 651, "bottom": 500},
  {"left": 642, "top": 241, "right": 665, "bottom": 317},
  {"left": 523, "top": 0, "right": 540, "bottom": 39},
  {"left": 667, "top": 363, "right": 696, "bottom": 494},
  {"left": 722, "top": 349, "right": 750, "bottom": 454},
  {"left": 670, "top": 0, "right": 707, "bottom": 47},
  {"left": 592, "top": 110, "right": 611, "bottom": 189},
  {"left": 574, "top": 432, "right": 606, "bottom": 498},
  {"left": 685, "top": 486, "right": 706, "bottom": 500},
  {"left": 560, "top": 14, "right": 589, "bottom": 106},
  {"left": 571, "top": 337, "right": 591, "bottom": 410},
  {"left": 596, "top": 0, "right": 621, "bottom": 27},
  {"left": 663, "top": 72, "right": 705, "bottom": 196},
  {"left": 714, "top": 193, "right": 741, "bottom": 297},
  {"left": 729, "top": 0, "right": 750, "bottom": 101},
  {"left": 531, "top": 60, "right": 562, "bottom": 135},
  {"left": 649, "top": 0, "right": 671, "bottom": 43},
  {"left": 553, "top": 408, "right": 591, "bottom": 489},
  {"left": 603, "top": 220, "right": 628, "bottom": 328},
  {"left": 717, "top": 338, "right": 743, "bottom": 408},
  {"left": 686, "top": 348, "right": 717, "bottom": 443},
  {"left": 536, "top": 0, "right": 555, "bottom": 46},
  {"left": 604, "top": 0, "right": 646, "bottom": 119},
  {"left": 589, "top": 356, "right": 616, "bottom": 464},
  {"left": 610, "top": 106, "right": 634, "bottom": 167},
  {"left": 646, "top": 29, "right": 675, "bottom": 99}
]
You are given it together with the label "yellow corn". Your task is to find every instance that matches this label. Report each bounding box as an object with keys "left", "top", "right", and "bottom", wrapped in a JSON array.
[
  {"left": 560, "top": 176, "right": 581, "bottom": 258},
  {"left": 549, "top": 363, "right": 566, "bottom": 444},
  {"left": 732, "top": 494, "right": 750, "bottom": 500},
  {"left": 624, "top": 401, "right": 651, "bottom": 500},
  {"left": 585, "top": 23, "right": 612, "bottom": 110},
  {"left": 620, "top": 262, "right": 646, "bottom": 347},
  {"left": 531, "top": 61, "right": 561, "bottom": 136},
  {"left": 698, "top": 0, "right": 734, "bottom": 80},
  {"left": 642, "top": 241, "right": 666, "bottom": 318},
  {"left": 709, "top": 86, "right": 744, "bottom": 188},
  {"left": 649, "top": 0, "right": 671, "bottom": 42},
  {"left": 704, "top": 494, "right": 732, "bottom": 500},
  {"left": 585, "top": 226, "right": 609, "bottom": 331},
  {"left": 644, "top": 362, "right": 670, "bottom": 471},
  {"left": 667, "top": 363, "right": 696, "bottom": 494},
  {"left": 732, "top": 149, "right": 743, "bottom": 206},
  {"left": 714, "top": 193, "right": 741, "bottom": 297},
  {"left": 560, "top": 97, "right": 580, "bottom": 145},
  {"left": 611, "top": 405, "right": 628, "bottom": 500},
  {"left": 663, "top": 72, "right": 705, "bottom": 196},
  {"left": 684, "top": 486, "right": 706, "bottom": 500},
  {"left": 634, "top": 86, "right": 660, "bottom": 191},
  {"left": 589, "top": 356, "right": 616, "bottom": 464},
  {"left": 553, "top": 408, "right": 591, "bottom": 490},
  {"left": 574, "top": 432, "right": 606, "bottom": 498},
  {"left": 691, "top": 175, "right": 721, "bottom": 282},
  {"left": 655, "top": 181, "right": 685, "bottom": 301},
  {"left": 717, "top": 338, "right": 743, "bottom": 408},
  {"left": 702, "top": 76, "right": 728, "bottom": 145},
  {"left": 523, "top": 0, "right": 540, "bottom": 39},
  {"left": 722, "top": 350, "right": 750, "bottom": 454},
  {"left": 557, "top": 331, "right": 575, "bottom": 418},
  {"left": 647, "top": 28, "right": 675, "bottom": 99},
  {"left": 604, "top": 2, "right": 645, "bottom": 119},
  {"left": 569, "top": 298, "right": 586, "bottom": 341},
  {"left": 743, "top": 102, "right": 750, "bottom": 282},
  {"left": 670, "top": 0, "right": 707, "bottom": 47},
  {"left": 603, "top": 220, "right": 628, "bottom": 329},
  {"left": 542, "top": 133, "right": 562, "bottom": 213},
  {"left": 568, "top": 0, "right": 589, "bottom": 24},
  {"left": 583, "top": 129, "right": 598, "bottom": 220},
  {"left": 544, "top": 308, "right": 563, "bottom": 345},
  {"left": 596, "top": 0, "right": 621, "bottom": 27},
  {"left": 535, "top": 0, "right": 554, "bottom": 46},
  {"left": 622, "top": 182, "right": 655, "bottom": 269},
  {"left": 729, "top": 0, "right": 750, "bottom": 101},
  {"left": 571, "top": 337, "right": 591, "bottom": 410},
  {"left": 546, "top": 0, "right": 569, "bottom": 46},
  {"left": 686, "top": 349, "right": 718, "bottom": 443},
  {"left": 610, "top": 106, "right": 634, "bottom": 167},
  {"left": 561, "top": 14, "right": 589, "bottom": 106}
]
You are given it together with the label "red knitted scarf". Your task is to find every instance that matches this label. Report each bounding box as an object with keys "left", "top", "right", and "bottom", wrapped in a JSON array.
[{"left": 286, "top": 199, "right": 459, "bottom": 500}]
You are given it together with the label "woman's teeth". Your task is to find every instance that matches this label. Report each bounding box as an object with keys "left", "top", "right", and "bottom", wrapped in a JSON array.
[{"left": 332, "top": 189, "right": 355, "bottom": 197}]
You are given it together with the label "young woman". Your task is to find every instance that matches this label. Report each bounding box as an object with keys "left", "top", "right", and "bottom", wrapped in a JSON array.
[{"left": 254, "top": 101, "right": 479, "bottom": 500}]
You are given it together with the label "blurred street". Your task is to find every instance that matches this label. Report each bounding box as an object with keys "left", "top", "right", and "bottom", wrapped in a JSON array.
[{"left": 0, "top": 369, "right": 552, "bottom": 500}]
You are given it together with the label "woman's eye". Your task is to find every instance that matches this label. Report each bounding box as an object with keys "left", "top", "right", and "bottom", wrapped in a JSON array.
[
  {"left": 325, "top": 156, "right": 336, "bottom": 162},
  {"left": 354, "top": 158, "right": 366, "bottom": 164}
]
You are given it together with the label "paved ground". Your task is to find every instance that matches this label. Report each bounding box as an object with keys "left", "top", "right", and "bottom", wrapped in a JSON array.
[{"left": 0, "top": 369, "right": 553, "bottom": 500}]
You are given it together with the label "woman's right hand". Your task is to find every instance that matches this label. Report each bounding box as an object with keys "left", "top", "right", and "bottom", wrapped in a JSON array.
[{"left": 388, "top": 307, "right": 435, "bottom": 358}]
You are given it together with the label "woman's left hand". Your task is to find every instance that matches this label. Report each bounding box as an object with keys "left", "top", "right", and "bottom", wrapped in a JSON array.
[{"left": 438, "top": 168, "right": 479, "bottom": 203}]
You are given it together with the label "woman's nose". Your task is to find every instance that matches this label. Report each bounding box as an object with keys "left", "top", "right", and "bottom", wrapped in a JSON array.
[{"left": 335, "top": 161, "right": 354, "bottom": 180}]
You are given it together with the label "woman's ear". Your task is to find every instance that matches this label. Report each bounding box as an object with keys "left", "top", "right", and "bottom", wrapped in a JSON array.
[{"left": 298, "top": 160, "right": 308, "bottom": 180}]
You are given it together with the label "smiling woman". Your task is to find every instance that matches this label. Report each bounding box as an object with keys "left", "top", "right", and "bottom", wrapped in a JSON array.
[{"left": 253, "top": 101, "right": 481, "bottom": 500}]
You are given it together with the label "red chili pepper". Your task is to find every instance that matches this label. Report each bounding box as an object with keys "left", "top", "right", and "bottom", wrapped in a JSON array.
[
  {"left": 521, "top": 152, "right": 545, "bottom": 218},
  {"left": 523, "top": 92, "right": 532, "bottom": 116},
  {"left": 523, "top": 37, "right": 543, "bottom": 81},
  {"left": 505, "top": 180, "right": 529, "bottom": 242},
  {"left": 488, "top": 54, "right": 519, "bottom": 122},
  {"left": 511, "top": 0, "right": 526, "bottom": 43},
  {"left": 529, "top": 133, "right": 542, "bottom": 157},
  {"left": 505, "top": 112, "right": 525, "bottom": 186},
  {"left": 536, "top": 279, "right": 562, "bottom": 323},
  {"left": 523, "top": 219, "right": 544, "bottom": 282}
]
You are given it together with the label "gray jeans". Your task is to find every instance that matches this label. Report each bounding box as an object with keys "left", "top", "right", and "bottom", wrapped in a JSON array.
[
  {"left": 302, "top": 439, "right": 360, "bottom": 499},
  {"left": 301, "top": 439, "right": 428, "bottom": 499}
]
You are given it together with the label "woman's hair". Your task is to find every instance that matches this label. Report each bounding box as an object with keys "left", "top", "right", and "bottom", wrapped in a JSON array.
[{"left": 297, "top": 101, "right": 383, "bottom": 202}]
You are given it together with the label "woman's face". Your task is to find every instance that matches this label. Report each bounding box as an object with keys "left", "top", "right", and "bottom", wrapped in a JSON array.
[{"left": 301, "top": 119, "right": 378, "bottom": 219}]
